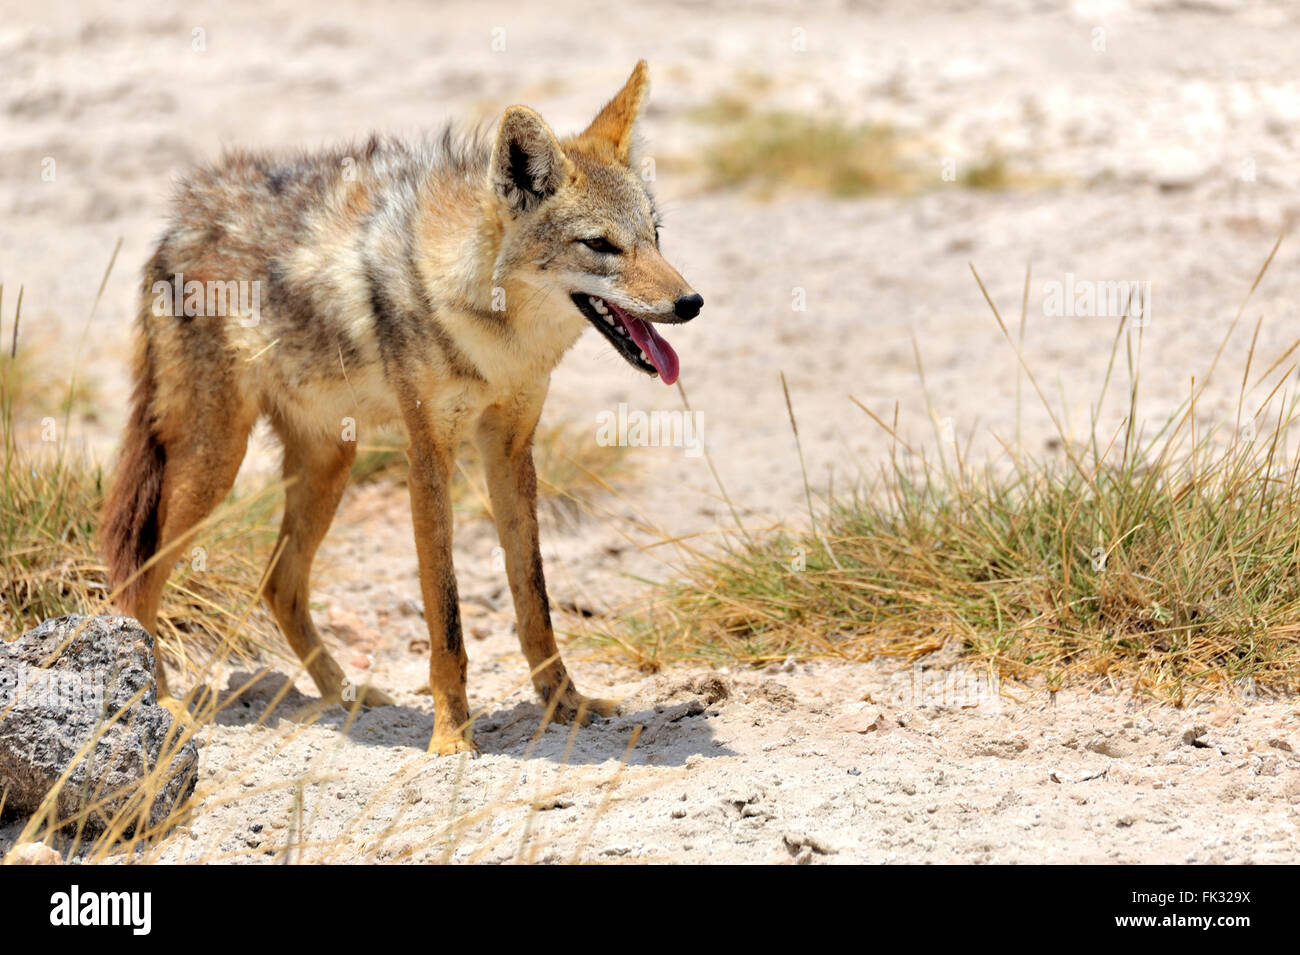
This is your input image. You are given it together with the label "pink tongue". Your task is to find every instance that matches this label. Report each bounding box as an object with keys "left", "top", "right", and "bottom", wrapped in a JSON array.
[{"left": 617, "top": 310, "right": 679, "bottom": 385}]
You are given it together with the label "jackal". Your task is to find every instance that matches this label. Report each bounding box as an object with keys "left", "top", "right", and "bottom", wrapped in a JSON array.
[{"left": 100, "top": 62, "right": 702, "bottom": 754}]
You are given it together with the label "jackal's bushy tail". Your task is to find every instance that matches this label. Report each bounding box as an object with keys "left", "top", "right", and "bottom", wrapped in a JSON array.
[{"left": 101, "top": 333, "right": 166, "bottom": 609}]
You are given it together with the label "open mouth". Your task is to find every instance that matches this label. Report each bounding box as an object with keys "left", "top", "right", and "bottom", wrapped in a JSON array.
[{"left": 571, "top": 293, "right": 680, "bottom": 385}]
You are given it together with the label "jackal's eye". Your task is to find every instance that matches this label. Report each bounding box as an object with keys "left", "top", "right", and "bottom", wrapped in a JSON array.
[{"left": 579, "top": 237, "right": 622, "bottom": 255}]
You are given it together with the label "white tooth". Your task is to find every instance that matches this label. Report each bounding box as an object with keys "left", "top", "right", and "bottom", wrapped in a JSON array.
[
  {"left": 639, "top": 350, "right": 648, "bottom": 361},
  {"left": 604, "top": 315, "right": 614, "bottom": 325}
]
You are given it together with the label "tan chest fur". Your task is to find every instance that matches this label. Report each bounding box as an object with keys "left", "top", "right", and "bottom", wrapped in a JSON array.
[{"left": 238, "top": 287, "right": 588, "bottom": 447}]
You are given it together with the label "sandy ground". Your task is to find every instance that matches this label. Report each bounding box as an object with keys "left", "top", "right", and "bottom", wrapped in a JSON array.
[
  {"left": 3, "top": 0, "right": 1300, "bottom": 862},
  {"left": 37, "top": 642, "right": 1300, "bottom": 865}
]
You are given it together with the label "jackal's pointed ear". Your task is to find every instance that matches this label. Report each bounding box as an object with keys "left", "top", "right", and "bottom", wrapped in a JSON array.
[
  {"left": 491, "top": 106, "right": 571, "bottom": 215},
  {"left": 578, "top": 60, "right": 650, "bottom": 165}
]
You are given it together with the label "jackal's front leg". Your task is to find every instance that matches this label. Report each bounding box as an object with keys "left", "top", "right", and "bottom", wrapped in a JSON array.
[
  {"left": 401, "top": 399, "right": 476, "bottom": 756},
  {"left": 476, "top": 399, "right": 618, "bottom": 726}
]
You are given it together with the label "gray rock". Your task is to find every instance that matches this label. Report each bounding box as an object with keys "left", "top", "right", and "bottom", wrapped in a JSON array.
[{"left": 0, "top": 615, "right": 197, "bottom": 833}]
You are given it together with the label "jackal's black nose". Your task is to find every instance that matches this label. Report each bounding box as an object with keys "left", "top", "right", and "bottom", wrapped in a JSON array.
[{"left": 674, "top": 293, "right": 703, "bottom": 321}]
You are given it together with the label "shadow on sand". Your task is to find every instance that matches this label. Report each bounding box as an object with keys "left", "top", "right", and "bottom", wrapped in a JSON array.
[{"left": 192, "top": 669, "right": 736, "bottom": 766}]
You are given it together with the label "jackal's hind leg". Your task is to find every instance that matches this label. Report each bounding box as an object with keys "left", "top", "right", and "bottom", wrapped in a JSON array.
[
  {"left": 264, "top": 424, "right": 393, "bottom": 711},
  {"left": 123, "top": 410, "right": 256, "bottom": 721}
]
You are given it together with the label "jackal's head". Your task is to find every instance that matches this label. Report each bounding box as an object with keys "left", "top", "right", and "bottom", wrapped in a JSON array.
[{"left": 488, "top": 61, "right": 701, "bottom": 385}]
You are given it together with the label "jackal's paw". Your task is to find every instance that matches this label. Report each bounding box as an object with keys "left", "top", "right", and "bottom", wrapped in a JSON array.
[
  {"left": 324, "top": 684, "right": 397, "bottom": 710},
  {"left": 157, "top": 694, "right": 193, "bottom": 726},
  {"left": 428, "top": 732, "right": 479, "bottom": 757},
  {"left": 547, "top": 690, "right": 620, "bottom": 726}
]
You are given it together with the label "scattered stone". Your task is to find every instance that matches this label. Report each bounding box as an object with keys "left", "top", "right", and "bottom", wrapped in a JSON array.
[
  {"left": 639, "top": 698, "right": 708, "bottom": 746},
  {"left": 655, "top": 675, "right": 732, "bottom": 707},
  {"left": 783, "top": 846, "right": 814, "bottom": 864},
  {"left": 1183, "top": 725, "right": 1211, "bottom": 747},
  {"left": 1253, "top": 756, "right": 1284, "bottom": 777},
  {"left": 783, "top": 831, "right": 835, "bottom": 856},
  {"left": 1154, "top": 147, "right": 1211, "bottom": 192},
  {"left": 764, "top": 658, "right": 798, "bottom": 675},
  {"left": 1208, "top": 706, "right": 1238, "bottom": 727},
  {"left": 831, "top": 703, "right": 890, "bottom": 734},
  {"left": 532, "top": 797, "right": 573, "bottom": 811},
  {"left": 974, "top": 736, "right": 1029, "bottom": 758},
  {"left": 663, "top": 699, "right": 706, "bottom": 723},
  {"left": 687, "top": 675, "right": 731, "bottom": 705},
  {"left": 753, "top": 681, "right": 797, "bottom": 710},
  {"left": 0, "top": 615, "right": 197, "bottom": 833},
  {"left": 3, "top": 842, "right": 63, "bottom": 865},
  {"left": 1050, "top": 768, "right": 1108, "bottom": 785},
  {"left": 1086, "top": 734, "right": 1129, "bottom": 758},
  {"left": 323, "top": 608, "right": 377, "bottom": 651}
]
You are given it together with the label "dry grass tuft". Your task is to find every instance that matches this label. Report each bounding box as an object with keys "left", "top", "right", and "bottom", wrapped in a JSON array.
[{"left": 0, "top": 283, "right": 279, "bottom": 668}]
